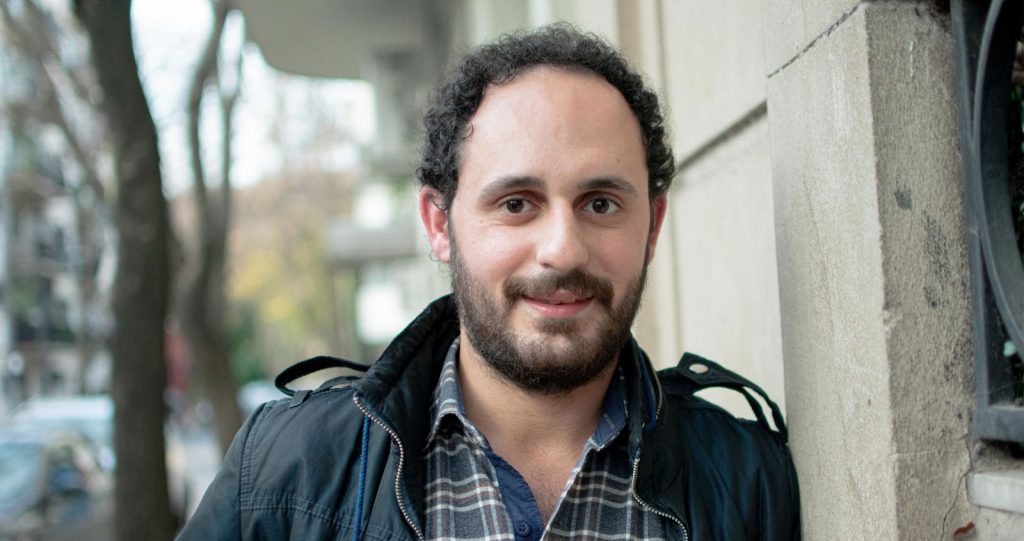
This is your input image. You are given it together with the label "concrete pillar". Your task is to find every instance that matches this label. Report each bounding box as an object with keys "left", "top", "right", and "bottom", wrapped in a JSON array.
[{"left": 764, "top": 2, "right": 974, "bottom": 538}]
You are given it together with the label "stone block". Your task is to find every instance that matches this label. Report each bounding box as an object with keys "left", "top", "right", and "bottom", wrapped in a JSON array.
[
  {"left": 969, "top": 471, "right": 1024, "bottom": 515},
  {"left": 767, "top": 5, "right": 896, "bottom": 539},
  {"left": 861, "top": 1, "right": 971, "bottom": 461},
  {"left": 671, "top": 119, "right": 786, "bottom": 415},
  {"left": 767, "top": 2, "right": 973, "bottom": 538},
  {"left": 761, "top": 0, "right": 861, "bottom": 75},
  {"left": 660, "top": 0, "right": 767, "bottom": 158}
]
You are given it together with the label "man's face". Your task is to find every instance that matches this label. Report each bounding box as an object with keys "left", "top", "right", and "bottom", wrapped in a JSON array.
[{"left": 421, "top": 66, "right": 666, "bottom": 395}]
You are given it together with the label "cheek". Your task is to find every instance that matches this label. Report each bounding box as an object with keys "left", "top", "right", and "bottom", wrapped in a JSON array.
[
  {"left": 456, "top": 226, "right": 531, "bottom": 282},
  {"left": 593, "top": 232, "right": 649, "bottom": 280}
]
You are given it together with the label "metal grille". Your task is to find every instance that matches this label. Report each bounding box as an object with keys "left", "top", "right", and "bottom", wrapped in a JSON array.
[{"left": 953, "top": 0, "right": 1024, "bottom": 443}]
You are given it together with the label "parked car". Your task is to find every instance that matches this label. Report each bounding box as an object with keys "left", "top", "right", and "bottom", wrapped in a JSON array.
[
  {"left": 0, "top": 428, "right": 113, "bottom": 541},
  {"left": 7, "top": 394, "right": 203, "bottom": 526},
  {"left": 8, "top": 396, "right": 114, "bottom": 472}
]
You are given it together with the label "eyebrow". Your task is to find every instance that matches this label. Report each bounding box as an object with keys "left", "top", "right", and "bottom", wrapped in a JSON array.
[
  {"left": 578, "top": 176, "right": 639, "bottom": 197},
  {"left": 477, "top": 175, "right": 545, "bottom": 203},
  {"left": 477, "top": 175, "right": 639, "bottom": 203}
]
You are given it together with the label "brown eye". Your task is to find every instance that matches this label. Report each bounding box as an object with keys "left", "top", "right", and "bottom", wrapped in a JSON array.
[
  {"left": 502, "top": 198, "right": 528, "bottom": 213},
  {"left": 586, "top": 197, "right": 618, "bottom": 215}
]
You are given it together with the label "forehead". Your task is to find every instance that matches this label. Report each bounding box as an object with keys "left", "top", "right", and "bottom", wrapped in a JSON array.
[
  {"left": 458, "top": 66, "right": 647, "bottom": 197},
  {"left": 475, "top": 66, "right": 635, "bottom": 122}
]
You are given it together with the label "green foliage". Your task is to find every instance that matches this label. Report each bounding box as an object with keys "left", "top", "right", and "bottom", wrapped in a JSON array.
[
  {"left": 225, "top": 173, "right": 358, "bottom": 372},
  {"left": 9, "top": 279, "right": 39, "bottom": 315},
  {"left": 228, "top": 301, "right": 266, "bottom": 385},
  {"left": 9, "top": 278, "right": 75, "bottom": 343}
]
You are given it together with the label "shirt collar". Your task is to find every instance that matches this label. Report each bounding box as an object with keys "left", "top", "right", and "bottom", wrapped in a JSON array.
[
  {"left": 425, "top": 337, "right": 629, "bottom": 451},
  {"left": 591, "top": 365, "right": 627, "bottom": 450},
  {"left": 425, "top": 337, "right": 483, "bottom": 448}
]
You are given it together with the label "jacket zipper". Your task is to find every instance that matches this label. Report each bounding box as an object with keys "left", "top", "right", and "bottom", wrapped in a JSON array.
[
  {"left": 631, "top": 371, "right": 688, "bottom": 541},
  {"left": 630, "top": 456, "right": 689, "bottom": 541},
  {"left": 653, "top": 366, "right": 665, "bottom": 418},
  {"left": 352, "top": 395, "right": 425, "bottom": 541}
]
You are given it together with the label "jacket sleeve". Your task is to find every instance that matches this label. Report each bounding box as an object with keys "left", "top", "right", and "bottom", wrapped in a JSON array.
[{"left": 176, "top": 404, "right": 265, "bottom": 540}]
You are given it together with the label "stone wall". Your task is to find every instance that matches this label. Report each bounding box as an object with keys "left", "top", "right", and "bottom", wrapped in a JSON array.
[{"left": 764, "top": 2, "right": 977, "bottom": 537}]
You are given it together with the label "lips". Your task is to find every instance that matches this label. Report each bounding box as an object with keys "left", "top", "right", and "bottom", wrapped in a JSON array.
[
  {"left": 524, "top": 290, "right": 590, "bottom": 305},
  {"left": 505, "top": 269, "right": 614, "bottom": 313},
  {"left": 522, "top": 290, "right": 593, "bottom": 318}
]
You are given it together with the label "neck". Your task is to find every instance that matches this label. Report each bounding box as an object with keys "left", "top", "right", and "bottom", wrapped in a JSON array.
[{"left": 456, "top": 332, "right": 615, "bottom": 458}]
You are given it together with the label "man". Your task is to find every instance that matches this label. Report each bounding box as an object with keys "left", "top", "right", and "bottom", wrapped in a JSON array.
[{"left": 180, "top": 25, "right": 799, "bottom": 540}]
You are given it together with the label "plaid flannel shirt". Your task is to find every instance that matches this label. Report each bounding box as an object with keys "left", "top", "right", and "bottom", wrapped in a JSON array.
[{"left": 423, "top": 338, "right": 667, "bottom": 541}]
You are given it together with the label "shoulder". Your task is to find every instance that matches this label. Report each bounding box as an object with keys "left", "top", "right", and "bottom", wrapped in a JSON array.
[
  {"left": 181, "top": 384, "right": 372, "bottom": 539},
  {"left": 237, "top": 375, "right": 383, "bottom": 486},
  {"left": 245, "top": 355, "right": 376, "bottom": 457},
  {"left": 658, "top": 353, "right": 798, "bottom": 503},
  {"left": 657, "top": 381, "right": 793, "bottom": 482},
  {"left": 642, "top": 353, "right": 801, "bottom": 538},
  {"left": 242, "top": 386, "right": 381, "bottom": 530},
  {"left": 245, "top": 384, "right": 365, "bottom": 452},
  {"left": 657, "top": 352, "right": 788, "bottom": 444}
]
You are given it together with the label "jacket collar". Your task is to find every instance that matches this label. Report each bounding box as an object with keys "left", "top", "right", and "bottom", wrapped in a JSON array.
[{"left": 352, "top": 295, "right": 460, "bottom": 450}]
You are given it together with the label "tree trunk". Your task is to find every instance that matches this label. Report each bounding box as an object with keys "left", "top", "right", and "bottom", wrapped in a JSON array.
[
  {"left": 180, "top": 211, "right": 241, "bottom": 452},
  {"left": 179, "top": 0, "right": 244, "bottom": 454},
  {"left": 74, "top": 1, "right": 176, "bottom": 539}
]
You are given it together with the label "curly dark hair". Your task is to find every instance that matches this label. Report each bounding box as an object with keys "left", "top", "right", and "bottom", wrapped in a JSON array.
[{"left": 416, "top": 23, "right": 675, "bottom": 210}]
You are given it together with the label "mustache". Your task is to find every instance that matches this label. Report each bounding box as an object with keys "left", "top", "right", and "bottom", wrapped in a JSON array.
[{"left": 504, "top": 269, "right": 614, "bottom": 308}]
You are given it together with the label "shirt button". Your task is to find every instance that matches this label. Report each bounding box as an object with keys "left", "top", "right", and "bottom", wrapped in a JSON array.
[{"left": 514, "top": 521, "right": 531, "bottom": 536}]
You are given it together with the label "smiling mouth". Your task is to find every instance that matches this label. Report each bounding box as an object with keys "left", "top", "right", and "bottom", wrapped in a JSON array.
[
  {"left": 504, "top": 269, "right": 615, "bottom": 312},
  {"left": 521, "top": 291, "right": 594, "bottom": 318}
]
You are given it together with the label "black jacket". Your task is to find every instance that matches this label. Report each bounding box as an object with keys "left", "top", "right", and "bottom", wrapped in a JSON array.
[{"left": 179, "top": 295, "right": 800, "bottom": 540}]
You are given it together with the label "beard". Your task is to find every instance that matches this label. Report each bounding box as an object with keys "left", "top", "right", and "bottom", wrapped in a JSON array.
[{"left": 450, "top": 233, "right": 648, "bottom": 396}]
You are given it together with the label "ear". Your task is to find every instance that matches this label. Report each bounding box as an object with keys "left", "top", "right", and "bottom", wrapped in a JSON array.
[
  {"left": 646, "top": 195, "right": 668, "bottom": 264},
  {"left": 419, "top": 187, "right": 452, "bottom": 263}
]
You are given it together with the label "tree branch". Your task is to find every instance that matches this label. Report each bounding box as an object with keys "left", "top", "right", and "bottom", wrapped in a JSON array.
[
  {"left": 188, "top": 0, "right": 231, "bottom": 230},
  {"left": 0, "top": 0, "right": 106, "bottom": 200},
  {"left": 22, "top": 0, "right": 97, "bottom": 105},
  {"left": 216, "top": 7, "right": 242, "bottom": 233}
]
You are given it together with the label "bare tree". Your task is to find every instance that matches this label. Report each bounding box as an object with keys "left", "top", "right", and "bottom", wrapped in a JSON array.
[
  {"left": 179, "top": 0, "right": 244, "bottom": 454},
  {"left": 0, "top": 0, "right": 109, "bottom": 391},
  {"left": 73, "top": 0, "right": 176, "bottom": 539}
]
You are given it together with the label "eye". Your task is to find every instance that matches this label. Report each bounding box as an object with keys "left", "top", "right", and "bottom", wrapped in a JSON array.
[
  {"left": 501, "top": 198, "right": 532, "bottom": 214},
  {"left": 584, "top": 197, "right": 619, "bottom": 215}
]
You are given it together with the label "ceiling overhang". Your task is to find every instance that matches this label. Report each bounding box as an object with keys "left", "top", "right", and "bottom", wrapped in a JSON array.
[{"left": 235, "top": 0, "right": 429, "bottom": 79}]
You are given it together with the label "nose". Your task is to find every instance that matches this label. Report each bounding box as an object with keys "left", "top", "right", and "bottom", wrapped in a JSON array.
[{"left": 535, "top": 207, "right": 589, "bottom": 271}]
